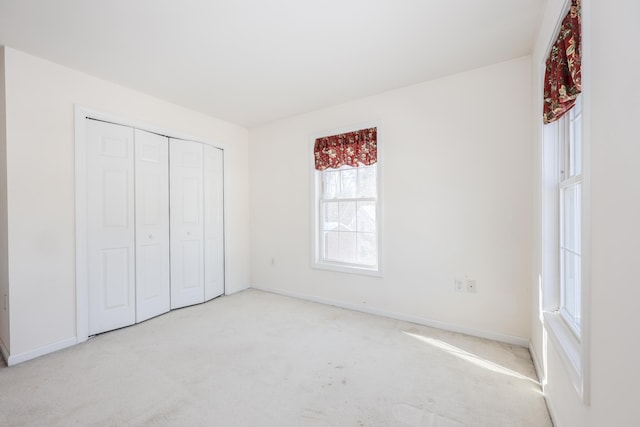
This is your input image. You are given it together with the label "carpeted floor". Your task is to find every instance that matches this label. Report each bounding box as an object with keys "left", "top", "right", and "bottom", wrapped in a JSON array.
[{"left": 0, "top": 289, "right": 551, "bottom": 426}]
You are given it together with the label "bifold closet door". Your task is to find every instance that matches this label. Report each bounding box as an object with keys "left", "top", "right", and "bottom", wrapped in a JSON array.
[
  {"left": 204, "top": 145, "right": 224, "bottom": 300},
  {"left": 170, "top": 139, "right": 205, "bottom": 309},
  {"left": 86, "top": 119, "right": 136, "bottom": 335},
  {"left": 134, "top": 129, "right": 170, "bottom": 322}
]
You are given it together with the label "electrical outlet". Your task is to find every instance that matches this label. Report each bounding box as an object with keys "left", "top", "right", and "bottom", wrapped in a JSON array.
[
  {"left": 466, "top": 280, "right": 477, "bottom": 293},
  {"left": 454, "top": 279, "right": 465, "bottom": 293}
]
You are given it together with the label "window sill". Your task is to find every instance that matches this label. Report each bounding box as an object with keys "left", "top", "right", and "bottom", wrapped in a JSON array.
[
  {"left": 543, "top": 311, "right": 588, "bottom": 403},
  {"left": 312, "top": 261, "right": 382, "bottom": 278}
]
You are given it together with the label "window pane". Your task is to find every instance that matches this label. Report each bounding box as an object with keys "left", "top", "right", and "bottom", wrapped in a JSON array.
[
  {"left": 357, "top": 165, "right": 377, "bottom": 198},
  {"left": 322, "top": 170, "right": 340, "bottom": 199},
  {"left": 321, "top": 202, "right": 339, "bottom": 231},
  {"left": 339, "top": 202, "right": 356, "bottom": 231},
  {"left": 339, "top": 232, "right": 357, "bottom": 264},
  {"left": 357, "top": 232, "right": 377, "bottom": 266},
  {"left": 568, "top": 123, "right": 576, "bottom": 179},
  {"left": 569, "top": 95, "right": 582, "bottom": 177},
  {"left": 340, "top": 168, "right": 357, "bottom": 198},
  {"left": 562, "top": 250, "right": 581, "bottom": 330},
  {"left": 562, "top": 183, "right": 581, "bottom": 253},
  {"left": 323, "top": 231, "right": 340, "bottom": 261},
  {"left": 572, "top": 114, "right": 582, "bottom": 176},
  {"left": 316, "top": 158, "right": 379, "bottom": 270},
  {"left": 357, "top": 201, "right": 376, "bottom": 232}
]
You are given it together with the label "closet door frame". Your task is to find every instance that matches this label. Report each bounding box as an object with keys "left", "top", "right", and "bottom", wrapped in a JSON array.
[{"left": 74, "top": 106, "right": 227, "bottom": 343}]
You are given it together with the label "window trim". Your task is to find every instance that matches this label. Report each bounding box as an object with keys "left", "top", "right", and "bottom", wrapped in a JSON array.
[
  {"left": 310, "top": 121, "right": 383, "bottom": 277},
  {"left": 540, "top": 6, "right": 591, "bottom": 401}
]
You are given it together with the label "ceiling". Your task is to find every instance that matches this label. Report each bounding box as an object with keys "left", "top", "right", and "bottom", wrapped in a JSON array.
[{"left": 0, "top": 0, "right": 544, "bottom": 128}]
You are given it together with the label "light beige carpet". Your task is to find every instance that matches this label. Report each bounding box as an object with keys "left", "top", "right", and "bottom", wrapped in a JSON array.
[{"left": 0, "top": 289, "right": 551, "bottom": 426}]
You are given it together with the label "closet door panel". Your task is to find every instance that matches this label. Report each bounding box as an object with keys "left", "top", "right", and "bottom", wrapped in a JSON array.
[
  {"left": 86, "top": 119, "right": 136, "bottom": 335},
  {"left": 135, "top": 129, "right": 170, "bottom": 322},
  {"left": 204, "top": 145, "right": 225, "bottom": 300},
  {"left": 170, "top": 139, "right": 205, "bottom": 309}
]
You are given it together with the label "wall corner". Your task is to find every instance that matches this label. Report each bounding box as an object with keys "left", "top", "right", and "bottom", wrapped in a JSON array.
[{"left": 0, "top": 45, "right": 11, "bottom": 361}]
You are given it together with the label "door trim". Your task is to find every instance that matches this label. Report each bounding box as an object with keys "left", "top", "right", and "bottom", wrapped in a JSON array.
[{"left": 74, "top": 105, "right": 228, "bottom": 343}]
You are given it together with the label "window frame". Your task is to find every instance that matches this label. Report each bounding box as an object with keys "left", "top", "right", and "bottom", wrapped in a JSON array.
[
  {"left": 539, "top": 0, "right": 591, "bottom": 405},
  {"left": 310, "top": 122, "right": 383, "bottom": 277},
  {"left": 558, "top": 99, "right": 583, "bottom": 338},
  {"left": 541, "top": 90, "right": 590, "bottom": 405}
]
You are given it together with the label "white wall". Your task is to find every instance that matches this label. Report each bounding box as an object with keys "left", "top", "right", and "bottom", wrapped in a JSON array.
[
  {"left": 249, "top": 57, "right": 533, "bottom": 343},
  {"left": 2, "top": 47, "right": 250, "bottom": 360},
  {"left": 530, "top": 0, "right": 640, "bottom": 425},
  {"left": 588, "top": 0, "right": 640, "bottom": 422},
  {"left": 0, "top": 46, "right": 9, "bottom": 359}
]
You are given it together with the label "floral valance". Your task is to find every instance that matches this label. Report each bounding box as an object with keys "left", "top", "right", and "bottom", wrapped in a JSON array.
[
  {"left": 314, "top": 127, "right": 377, "bottom": 171},
  {"left": 543, "top": 0, "right": 581, "bottom": 124}
]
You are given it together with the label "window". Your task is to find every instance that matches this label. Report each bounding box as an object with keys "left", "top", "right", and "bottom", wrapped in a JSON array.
[
  {"left": 312, "top": 125, "right": 381, "bottom": 275},
  {"left": 558, "top": 95, "right": 582, "bottom": 336},
  {"left": 319, "top": 164, "right": 378, "bottom": 267},
  {"left": 540, "top": 0, "right": 589, "bottom": 404},
  {"left": 542, "top": 93, "right": 589, "bottom": 402}
]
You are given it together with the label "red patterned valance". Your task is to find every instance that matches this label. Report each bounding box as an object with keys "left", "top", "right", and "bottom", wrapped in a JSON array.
[
  {"left": 314, "top": 127, "right": 377, "bottom": 171},
  {"left": 543, "top": 0, "right": 581, "bottom": 124}
]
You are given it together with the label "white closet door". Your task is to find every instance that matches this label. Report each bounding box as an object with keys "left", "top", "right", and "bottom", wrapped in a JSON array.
[
  {"left": 86, "top": 119, "right": 136, "bottom": 335},
  {"left": 204, "top": 145, "right": 225, "bottom": 300},
  {"left": 135, "top": 130, "right": 170, "bottom": 322},
  {"left": 170, "top": 139, "right": 205, "bottom": 309}
]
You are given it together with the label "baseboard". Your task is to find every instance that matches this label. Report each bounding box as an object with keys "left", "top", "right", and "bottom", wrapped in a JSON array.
[
  {"left": 251, "top": 285, "right": 529, "bottom": 347},
  {"left": 529, "top": 340, "right": 558, "bottom": 427},
  {"left": 529, "top": 340, "right": 545, "bottom": 387},
  {"left": 0, "top": 337, "right": 9, "bottom": 365},
  {"left": 224, "top": 284, "right": 250, "bottom": 296},
  {"left": 6, "top": 337, "right": 77, "bottom": 366}
]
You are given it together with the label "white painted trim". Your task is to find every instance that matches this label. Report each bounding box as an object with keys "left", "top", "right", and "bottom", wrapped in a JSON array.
[
  {"left": 0, "top": 337, "right": 9, "bottom": 365},
  {"left": 6, "top": 337, "right": 77, "bottom": 366},
  {"left": 221, "top": 148, "right": 230, "bottom": 297},
  {"left": 544, "top": 395, "right": 559, "bottom": 427},
  {"left": 577, "top": 0, "right": 592, "bottom": 406},
  {"left": 544, "top": 311, "right": 585, "bottom": 400},
  {"left": 74, "top": 107, "right": 89, "bottom": 343},
  {"left": 529, "top": 340, "right": 544, "bottom": 388},
  {"left": 74, "top": 105, "right": 230, "bottom": 344},
  {"left": 528, "top": 341, "right": 557, "bottom": 427},
  {"left": 309, "top": 120, "right": 384, "bottom": 277},
  {"left": 538, "top": 0, "right": 591, "bottom": 406},
  {"left": 251, "top": 285, "right": 529, "bottom": 347},
  {"left": 222, "top": 286, "right": 246, "bottom": 296}
]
